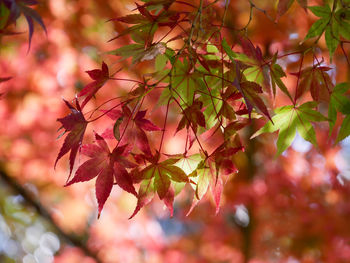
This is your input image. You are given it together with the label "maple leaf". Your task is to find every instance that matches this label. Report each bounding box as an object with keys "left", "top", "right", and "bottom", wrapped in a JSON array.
[
  {"left": 176, "top": 100, "right": 206, "bottom": 134},
  {"left": 240, "top": 81, "right": 272, "bottom": 121},
  {"left": 328, "top": 83, "right": 350, "bottom": 134},
  {"left": 336, "top": 115, "right": 350, "bottom": 144},
  {"left": 2, "top": 0, "right": 46, "bottom": 51},
  {"left": 165, "top": 58, "right": 208, "bottom": 108},
  {"left": 219, "top": 101, "right": 236, "bottom": 121},
  {"left": 237, "top": 35, "right": 264, "bottom": 62},
  {"left": 120, "top": 106, "right": 161, "bottom": 156},
  {"left": 222, "top": 39, "right": 272, "bottom": 120},
  {"left": 134, "top": 110, "right": 162, "bottom": 131},
  {"left": 186, "top": 137, "right": 243, "bottom": 216},
  {"left": 211, "top": 142, "right": 242, "bottom": 177},
  {"left": 327, "top": 83, "right": 350, "bottom": 142},
  {"left": 292, "top": 65, "right": 333, "bottom": 102},
  {"left": 55, "top": 99, "right": 87, "bottom": 177},
  {"left": 78, "top": 61, "right": 110, "bottom": 109},
  {"left": 223, "top": 120, "right": 249, "bottom": 140},
  {"left": 325, "top": 7, "right": 350, "bottom": 59},
  {"left": 65, "top": 133, "right": 137, "bottom": 218},
  {"left": 304, "top": 4, "right": 350, "bottom": 60},
  {"left": 130, "top": 156, "right": 188, "bottom": 218},
  {"left": 252, "top": 101, "right": 328, "bottom": 155},
  {"left": 209, "top": 144, "right": 242, "bottom": 214},
  {"left": 303, "top": 5, "right": 330, "bottom": 43},
  {"left": 186, "top": 165, "right": 210, "bottom": 216},
  {"left": 109, "top": 2, "right": 180, "bottom": 47},
  {"left": 334, "top": 7, "right": 350, "bottom": 41},
  {"left": 223, "top": 37, "right": 271, "bottom": 95}
]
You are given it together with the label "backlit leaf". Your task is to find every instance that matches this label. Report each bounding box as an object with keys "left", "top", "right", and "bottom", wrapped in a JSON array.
[
  {"left": 304, "top": 18, "right": 329, "bottom": 40},
  {"left": 336, "top": 115, "right": 350, "bottom": 143},
  {"left": 329, "top": 83, "right": 350, "bottom": 133},
  {"left": 308, "top": 5, "right": 331, "bottom": 18},
  {"left": 78, "top": 62, "right": 110, "bottom": 109},
  {"left": 56, "top": 99, "right": 88, "bottom": 177},
  {"left": 130, "top": 157, "right": 188, "bottom": 217},
  {"left": 252, "top": 102, "right": 327, "bottom": 155},
  {"left": 325, "top": 25, "right": 339, "bottom": 60},
  {"left": 65, "top": 133, "right": 137, "bottom": 218}
]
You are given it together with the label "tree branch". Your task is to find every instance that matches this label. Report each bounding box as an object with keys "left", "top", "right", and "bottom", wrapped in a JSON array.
[{"left": 0, "top": 167, "right": 103, "bottom": 263}]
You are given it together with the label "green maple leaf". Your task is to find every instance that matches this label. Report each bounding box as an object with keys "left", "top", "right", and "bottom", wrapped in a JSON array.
[
  {"left": 0, "top": 3, "right": 10, "bottom": 30},
  {"left": 130, "top": 158, "right": 188, "bottom": 218},
  {"left": 193, "top": 167, "right": 211, "bottom": 201},
  {"left": 328, "top": 83, "right": 350, "bottom": 134},
  {"left": 327, "top": 83, "right": 350, "bottom": 143},
  {"left": 305, "top": 5, "right": 350, "bottom": 59},
  {"left": 336, "top": 115, "right": 350, "bottom": 143},
  {"left": 334, "top": 8, "right": 350, "bottom": 40},
  {"left": 252, "top": 102, "right": 328, "bottom": 155},
  {"left": 186, "top": 166, "right": 211, "bottom": 216},
  {"left": 171, "top": 59, "right": 206, "bottom": 107},
  {"left": 304, "top": 5, "right": 331, "bottom": 41},
  {"left": 325, "top": 20, "right": 340, "bottom": 60}
]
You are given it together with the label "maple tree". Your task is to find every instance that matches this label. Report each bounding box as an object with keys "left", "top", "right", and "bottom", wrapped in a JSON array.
[
  {"left": 50, "top": 0, "right": 350, "bottom": 218},
  {"left": 1, "top": 0, "right": 350, "bottom": 262}
]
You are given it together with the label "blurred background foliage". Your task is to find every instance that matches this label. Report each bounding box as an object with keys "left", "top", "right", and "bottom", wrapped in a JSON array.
[{"left": 1, "top": 0, "right": 350, "bottom": 262}]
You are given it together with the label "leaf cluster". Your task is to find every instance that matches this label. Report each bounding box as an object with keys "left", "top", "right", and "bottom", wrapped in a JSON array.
[{"left": 55, "top": 0, "right": 350, "bottom": 218}]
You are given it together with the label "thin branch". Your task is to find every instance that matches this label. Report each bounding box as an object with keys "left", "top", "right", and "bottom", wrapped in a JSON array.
[
  {"left": 158, "top": 98, "right": 171, "bottom": 153},
  {"left": 0, "top": 167, "right": 103, "bottom": 263},
  {"left": 340, "top": 42, "right": 350, "bottom": 66}
]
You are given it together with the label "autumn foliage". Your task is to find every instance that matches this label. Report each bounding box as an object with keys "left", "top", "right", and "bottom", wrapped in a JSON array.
[
  {"left": 50, "top": 0, "right": 350, "bottom": 218},
  {"left": 1, "top": 0, "right": 350, "bottom": 262}
]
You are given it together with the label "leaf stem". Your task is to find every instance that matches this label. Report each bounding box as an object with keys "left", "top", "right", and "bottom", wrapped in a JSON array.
[{"left": 158, "top": 98, "right": 170, "bottom": 153}]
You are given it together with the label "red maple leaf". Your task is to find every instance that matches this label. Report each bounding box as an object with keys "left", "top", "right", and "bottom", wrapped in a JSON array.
[
  {"left": 292, "top": 66, "right": 333, "bottom": 102},
  {"left": 65, "top": 133, "right": 137, "bottom": 218},
  {"left": 55, "top": 99, "right": 88, "bottom": 177},
  {"left": 240, "top": 81, "right": 272, "bottom": 121},
  {"left": 78, "top": 61, "right": 110, "bottom": 109},
  {"left": 118, "top": 106, "right": 161, "bottom": 156}
]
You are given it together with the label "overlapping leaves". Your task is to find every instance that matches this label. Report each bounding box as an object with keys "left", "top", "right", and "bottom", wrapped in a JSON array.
[
  {"left": 109, "top": 2, "right": 180, "bottom": 47},
  {"left": 54, "top": 0, "right": 350, "bottom": 219},
  {"left": 292, "top": 65, "right": 333, "bottom": 102},
  {"left": 130, "top": 155, "right": 189, "bottom": 218},
  {"left": 304, "top": 4, "right": 350, "bottom": 59}
]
